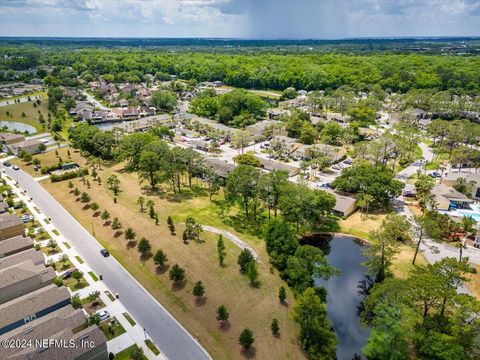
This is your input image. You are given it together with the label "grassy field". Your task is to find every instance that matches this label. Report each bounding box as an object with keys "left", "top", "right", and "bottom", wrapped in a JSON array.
[
  {"left": 42, "top": 159, "right": 304, "bottom": 360},
  {"left": 340, "top": 211, "right": 427, "bottom": 278},
  {"left": 0, "top": 99, "right": 48, "bottom": 132},
  {"left": 114, "top": 344, "right": 148, "bottom": 360}
]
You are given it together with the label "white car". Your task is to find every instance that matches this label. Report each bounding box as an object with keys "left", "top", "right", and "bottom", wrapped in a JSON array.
[
  {"left": 12, "top": 165, "right": 19, "bottom": 170},
  {"left": 97, "top": 310, "right": 110, "bottom": 321}
]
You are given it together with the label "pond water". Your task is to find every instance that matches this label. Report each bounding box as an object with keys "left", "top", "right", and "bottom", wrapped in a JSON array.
[
  {"left": 0, "top": 121, "right": 37, "bottom": 134},
  {"left": 306, "top": 234, "right": 371, "bottom": 360}
]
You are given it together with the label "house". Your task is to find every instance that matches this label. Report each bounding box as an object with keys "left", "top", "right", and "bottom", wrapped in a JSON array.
[
  {"left": 291, "top": 144, "right": 345, "bottom": 162},
  {"left": 270, "top": 135, "right": 298, "bottom": 156},
  {"left": 10, "top": 139, "right": 43, "bottom": 155},
  {"left": 0, "top": 214, "right": 24, "bottom": 240},
  {"left": 0, "top": 305, "right": 107, "bottom": 360},
  {"left": 69, "top": 101, "right": 94, "bottom": 116},
  {"left": 0, "top": 236, "right": 33, "bottom": 257},
  {"left": 189, "top": 139, "right": 210, "bottom": 152},
  {"left": 203, "top": 158, "right": 235, "bottom": 179},
  {"left": 0, "top": 133, "right": 25, "bottom": 152},
  {"left": 0, "top": 260, "right": 55, "bottom": 304},
  {"left": 325, "top": 190, "right": 357, "bottom": 217},
  {"left": 431, "top": 183, "right": 474, "bottom": 211},
  {"left": 442, "top": 172, "right": 480, "bottom": 200},
  {"left": 118, "top": 99, "right": 129, "bottom": 108},
  {"left": 0, "top": 196, "right": 8, "bottom": 214},
  {"left": 245, "top": 120, "right": 285, "bottom": 140},
  {"left": 0, "top": 248, "right": 45, "bottom": 270},
  {"left": 256, "top": 157, "right": 300, "bottom": 177},
  {"left": 268, "top": 108, "right": 290, "bottom": 120},
  {"left": 0, "top": 284, "right": 70, "bottom": 335}
]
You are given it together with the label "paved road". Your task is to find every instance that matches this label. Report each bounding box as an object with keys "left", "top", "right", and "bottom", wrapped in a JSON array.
[
  {"left": 82, "top": 91, "right": 109, "bottom": 110},
  {"left": 2, "top": 166, "right": 211, "bottom": 360}
]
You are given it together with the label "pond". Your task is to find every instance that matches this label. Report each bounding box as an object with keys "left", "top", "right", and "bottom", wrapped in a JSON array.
[
  {"left": 0, "top": 121, "right": 37, "bottom": 134},
  {"left": 305, "top": 234, "right": 371, "bottom": 360}
]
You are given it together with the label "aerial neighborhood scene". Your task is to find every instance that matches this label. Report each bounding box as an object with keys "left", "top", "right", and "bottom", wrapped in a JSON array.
[{"left": 1, "top": 1, "right": 480, "bottom": 360}]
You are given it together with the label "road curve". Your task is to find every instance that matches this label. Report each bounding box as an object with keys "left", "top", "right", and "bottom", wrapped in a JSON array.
[{"left": 2, "top": 166, "right": 212, "bottom": 360}]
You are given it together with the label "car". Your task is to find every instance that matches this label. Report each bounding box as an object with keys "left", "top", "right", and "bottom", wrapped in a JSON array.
[
  {"left": 431, "top": 172, "right": 441, "bottom": 178},
  {"left": 12, "top": 165, "right": 19, "bottom": 170},
  {"left": 474, "top": 238, "right": 480, "bottom": 249},
  {"left": 21, "top": 214, "right": 32, "bottom": 223},
  {"left": 332, "top": 165, "right": 341, "bottom": 170},
  {"left": 343, "top": 159, "right": 353, "bottom": 165},
  {"left": 403, "top": 190, "right": 415, "bottom": 198},
  {"left": 61, "top": 268, "right": 77, "bottom": 279},
  {"left": 13, "top": 202, "right": 24, "bottom": 209},
  {"left": 97, "top": 310, "right": 110, "bottom": 321},
  {"left": 100, "top": 249, "right": 110, "bottom": 257},
  {"left": 2, "top": 161, "right": 11, "bottom": 167}
]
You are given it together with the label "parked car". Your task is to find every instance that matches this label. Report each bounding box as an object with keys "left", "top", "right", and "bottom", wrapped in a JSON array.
[
  {"left": 2, "top": 161, "right": 11, "bottom": 167},
  {"left": 100, "top": 249, "right": 110, "bottom": 257},
  {"left": 403, "top": 190, "right": 415, "bottom": 198},
  {"left": 332, "top": 165, "right": 341, "bottom": 170},
  {"left": 473, "top": 238, "right": 480, "bottom": 249},
  {"left": 61, "top": 268, "right": 77, "bottom": 279},
  {"left": 97, "top": 310, "right": 110, "bottom": 321},
  {"left": 21, "top": 214, "right": 33, "bottom": 223},
  {"left": 13, "top": 202, "right": 24, "bottom": 209},
  {"left": 12, "top": 165, "right": 19, "bottom": 170},
  {"left": 343, "top": 159, "right": 353, "bottom": 165}
]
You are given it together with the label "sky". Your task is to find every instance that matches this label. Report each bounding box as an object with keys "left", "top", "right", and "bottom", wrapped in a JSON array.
[{"left": 0, "top": 0, "right": 479, "bottom": 39}]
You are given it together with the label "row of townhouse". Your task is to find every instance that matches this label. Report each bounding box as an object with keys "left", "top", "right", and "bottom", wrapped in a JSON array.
[
  {"left": 0, "top": 133, "right": 44, "bottom": 155},
  {"left": 0, "top": 213, "right": 108, "bottom": 360}
]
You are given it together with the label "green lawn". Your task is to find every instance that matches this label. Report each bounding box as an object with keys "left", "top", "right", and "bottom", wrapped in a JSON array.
[
  {"left": 65, "top": 275, "right": 89, "bottom": 291},
  {"left": 88, "top": 271, "right": 99, "bottom": 282},
  {"left": 145, "top": 339, "right": 160, "bottom": 355},
  {"left": 123, "top": 312, "right": 136, "bottom": 326},
  {"left": 75, "top": 255, "right": 84, "bottom": 264},
  {"left": 0, "top": 98, "right": 48, "bottom": 132},
  {"left": 114, "top": 344, "right": 147, "bottom": 360},
  {"left": 99, "top": 317, "right": 126, "bottom": 341},
  {"left": 63, "top": 241, "right": 71, "bottom": 249}
]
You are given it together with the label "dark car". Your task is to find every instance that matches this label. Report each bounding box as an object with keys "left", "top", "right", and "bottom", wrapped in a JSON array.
[
  {"left": 403, "top": 190, "right": 415, "bottom": 198},
  {"left": 2, "top": 161, "right": 11, "bottom": 167},
  {"left": 100, "top": 249, "right": 110, "bottom": 257},
  {"left": 61, "top": 268, "right": 77, "bottom": 279}
]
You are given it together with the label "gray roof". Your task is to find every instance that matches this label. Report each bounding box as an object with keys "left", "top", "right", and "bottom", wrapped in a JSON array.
[
  {"left": 0, "top": 133, "right": 25, "bottom": 142},
  {"left": 444, "top": 172, "right": 480, "bottom": 184},
  {"left": 0, "top": 259, "right": 54, "bottom": 290},
  {"left": 256, "top": 157, "right": 300, "bottom": 176},
  {"left": 11, "top": 139, "right": 42, "bottom": 149},
  {"left": 326, "top": 190, "right": 357, "bottom": 215},
  {"left": 0, "top": 213, "right": 23, "bottom": 230},
  {"left": 204, "top": 157, "right": 235, "bottom": 178},
  {"left": 0, "top": 236, "right": 33, "bottom": 257},
  {"left": 0, "top": 284, "right": 70, "bottom": 330},
  {"left": 245, "top": 120, "right": 284, "bottom": 136},
  {"left": 432, "top": 183, "right": 472, "bottom": 201},
  {"left": 0, "top": 249, "right": 44, "bottom": 270},
  {"left": 3, "top": 325, "right": 106, "bottom": 360}
]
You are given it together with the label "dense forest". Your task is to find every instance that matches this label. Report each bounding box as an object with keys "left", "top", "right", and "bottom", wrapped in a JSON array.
[{"left": 1, "top": 43, "right": 480, "bottom": 93}]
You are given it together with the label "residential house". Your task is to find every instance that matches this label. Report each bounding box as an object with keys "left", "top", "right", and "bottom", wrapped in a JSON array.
[
  {"left": 431, "top": 183, "right": 474, "bottom": 211},
  {"left": 245, "top": 120, "right": 285, "bottom": 140},
  {"left": 0, "top": 284, "right": 71, "bottom": 335},
  {"left": 256, "top": 157, "right": 300, "bottom": 177},
  {"left": 0, "top": 248, "right": 45, "bottom": 270},
  {"left": 0, "top": 214, "right": 24, "bottom": 240},
  {"left": 0, "top": 133, "right": 25, "bottom": 152},
  {"left": 10, "top": 139, "right": 43, "bottom": 155},
  {"left": 203, "top": 158, "right": 235, "bottom": 180},
  {"left": 0, "top": 236, "right": 33, "bottom": 257},
  {"left": 189, "top": 139, "right": 210, "bottom": 152},
  {"left": 442, "top": 172, "right": 480, "bottom": 200},
  {"left": 0, "top": 260, "right": 55, "bottom": 304}
]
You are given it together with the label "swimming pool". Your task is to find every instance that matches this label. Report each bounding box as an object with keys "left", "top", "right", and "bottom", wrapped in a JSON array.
[{"left": 456, "top": 204, "right": 480, "bottom": 222}]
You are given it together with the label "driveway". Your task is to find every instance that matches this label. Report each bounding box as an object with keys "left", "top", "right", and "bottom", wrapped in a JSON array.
[{"left": 1, "top": 166, "right": 211, "bottom": 360}]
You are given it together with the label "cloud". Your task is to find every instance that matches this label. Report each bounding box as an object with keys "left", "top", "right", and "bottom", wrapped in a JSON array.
[{"left": 0, "top": 0, "right": 479, "bottom": 38}]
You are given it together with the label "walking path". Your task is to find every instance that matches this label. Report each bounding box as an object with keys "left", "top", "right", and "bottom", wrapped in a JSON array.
[{"left": 203, "top": 225, "right": 259, "bottom": 259}]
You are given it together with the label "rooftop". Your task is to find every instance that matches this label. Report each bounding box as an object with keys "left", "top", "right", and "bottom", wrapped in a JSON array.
[
  {"left": 0, "top": 236, "right": 33, "bottom": 256},
  {"left": 0, "top": 248, "right": 44, "bottom": 270},
  {"left": 0, "top": 259, "right": 54, "bottom": 290},
  {"left": 0, "top": 213, "right": 23, "bottom": 230}
]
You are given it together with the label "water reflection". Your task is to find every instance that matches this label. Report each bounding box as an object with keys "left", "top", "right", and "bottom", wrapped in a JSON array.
[{"left": 305, "top": 234, "right": 370, "bottom": 360}]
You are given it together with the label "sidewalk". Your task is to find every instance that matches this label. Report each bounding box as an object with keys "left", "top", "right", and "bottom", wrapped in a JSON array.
[{"left": 1, "top": 170, "right": 167, "bottom": 360}]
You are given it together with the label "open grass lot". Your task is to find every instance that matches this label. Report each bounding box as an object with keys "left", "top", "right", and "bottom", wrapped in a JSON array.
[
  {"left": 99, "top": 317, "right": 126, "bottom": 340},
  {"left": 12, "top": 146, "right": 87, "bottom": 177},
  {"left": 42, "top": 159, "right": 303, "bottom": 360},
  {"left": 340, "top": 211, "right": 427, "bottom": 278},
  {"left": 466, "top": 265, "right": 480, "bottom": 300},
  {"left": 0, "top": 98, "right": 48, "bottom": 132}
]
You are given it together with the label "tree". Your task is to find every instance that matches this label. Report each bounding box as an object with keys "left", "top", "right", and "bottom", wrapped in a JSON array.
[
  {"left": 101, "top": 210, "right": 110, "bottom": 224},
  {"left": 130, "top": 347, "right": 144, "bottom": 360},
  {"left": 237, "top": 249, "right": 254, "bottom": 273},
  {"left": 111, "top": 217, "right": 121, "bottom": 230},
  {"left": 169, "top": 264, "right": 186, "bottom": 282},
  {"left": 72, "top": 270, "right": 83, "bottom": 284},
  {"left": 293, "top": 288, "right": 337, "bottom": 360},
  {"left": 239, "top": 328, "right": 255, "bottom": 350},
  {"left": 216, "top": 305, "right": 229, "bottom": 323},
  {"left": 263, "top": 218, "right": 299, "bottom": 270},
  {"left": 246, "top": 260, "right": 259, "bottom": 287},
  {"left": 80, "top": 192, "right": 90, "bottom": 203},
  {"left": 153, "top": 249, "right": 168, "bottom": 267},
  {"left": 365, "top": 229, "right": 399, "bottom": 282},
  {"left": 71, "top": 294, "right": 81, "bottom": 308},
  {"left": 184, "top": 217, "right": 202, "bottom": 242},
  {"left": 225, "top": 165, "right": 261, "bottom": 220},
  {"left": 150, "top": 90, "right": 177, "bottom": 112},
  {"left": 137, "top": 196, "right": 145, "bottom": 212},
  {"left": 167, "top": 216, "right": 175, "bottom": 235},
  {"left": 107, "top": 175, "right": 120, "bottom": 195},
  {"left": 124, "top": 227, "right": 136, "bottom": 242},
  {"left": 217, "top": 235, "right": 227, "bottom": 266},
  {"left": 87, "top": 313, "right": 101, "bottom": 326},
  {"left": 415, "top": 173, "right": 435, "bottom": 198},
  {"left": 331, "top": 161, "right": 403, "bottom": 209},
  {"left": 234, "top": 153, "right": 260, "bottom": 167},
  {"left": 137, "top": 237, "right": 151, "bottom": 255},
  {"left": 73, "top": 188, "right": 80, "bottom": 197},
  {"left": 90, "top": 202, "right": 99, "bottom": 212},
  {"left": 271, "top": 318, "right": 280, "bottom": 336},
  {"left": 279, "top": 286, "right": 287, "bottom": 304},
  {"left": 412, "top": 215, "right": 427, "bottom": 265},
  {"left": 192, "top": 280, "right": 205, "bottom": 298}
]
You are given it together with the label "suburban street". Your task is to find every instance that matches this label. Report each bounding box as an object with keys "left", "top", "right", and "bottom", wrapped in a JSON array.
[{"left": 1, "top": 165, "right": 212, "bottom": 360}]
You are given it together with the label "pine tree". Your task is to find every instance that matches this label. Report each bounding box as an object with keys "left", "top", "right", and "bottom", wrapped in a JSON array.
[
  {"left": 271, "top": 319, "right": 280, "bottom": 336},
  {"left": 192, "top": 281, "right": 205, "bottom": 298},
  {"left": 217, "top": 235, "right": 227, "bottom": 266},
  {"left": 246, "top": 261, "right": 259, "bottom": 287},
  {"left": 216, "top": 305, "right": 229, "bottom": 323},
  {"left": 279, "top": 286, "right": 287, "bottom": 304},
  {"left": 153, "top": 250, "right": 168, "bottom": 267},
  {"left": 167, "top": 216, "right": 175, "bottom": 235},
  {"left": 239, "top": 328, "right": 255, "bottom": 350}
]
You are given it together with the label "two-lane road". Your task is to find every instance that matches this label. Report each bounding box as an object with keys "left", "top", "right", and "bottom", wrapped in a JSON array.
[{"left": 2, "top": 166, "right": 211, "bottom": 360}]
